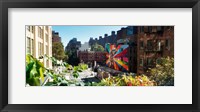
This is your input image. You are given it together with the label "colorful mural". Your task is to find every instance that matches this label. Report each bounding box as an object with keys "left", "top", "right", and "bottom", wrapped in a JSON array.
[{"left": 105, "top": 43, "right": 129, "bottom": 72}]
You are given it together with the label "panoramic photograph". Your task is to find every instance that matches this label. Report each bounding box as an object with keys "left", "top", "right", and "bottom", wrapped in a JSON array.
[{"left": 26, "top": 25, "right": 174, "bottom": 86}]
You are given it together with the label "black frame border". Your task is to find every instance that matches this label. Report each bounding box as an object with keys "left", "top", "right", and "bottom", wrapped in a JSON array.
[{"left": 0, "top": 0, "right": 200, "bottom": 112}]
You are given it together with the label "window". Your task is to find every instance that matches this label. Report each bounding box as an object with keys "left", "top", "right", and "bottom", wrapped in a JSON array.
[
  {"left": 140, "top": 41, "right": 144, "bottom": 49},
  {"left": 140, "top": 26, "right": 144, "bottom": 33},
  {"left": 165, "top": 39, "right": 170, "bottom": 50},
  {"left": 147, "top": 40, "right": 153, "bottom": 50},
  {"left": 157, "top": 26, "right": 162, "bottom": 31},
  {"left": 27, "top": 37, "right": 34, "bottom": 55},
  {"left": 31, "top": 26, "right": 34, "bottom": 33},
  {"left": 38, "top": 27, "right": 40, "bottom": 37},
  {"left": 156, "top": 58, "right": 161, "bottom": 64},
  {"left": 31, "top": 39, "right": 34, "bottom": 55},
  {"left": 27, "top": 26, "right": 30, "bottom": 31},
  {"left": 38, "top": 42, "right": 43, "bottom": 56},
  {"left": 46, "top": 34, "right": 48, "bottom": 42},
  {"left": 147, "top": 58, "right": 153, "bottom": 66},
  {"left": 148, "top": 26, "right": 152, "bottom": 33},
  {"left": 157, "top": 41, "right": 161, "bottom": 51},
  {"left": 27, "top": 37, "right": 31, "bottom": 54},
  {"left": 38, "top": 27, "right": 43, "bottom": 39},
  {"left": 139, "top": 59, "right": 143, "bottom": 66},
  {"left": 152, "top": 26, "right": 157, "bottom": 32},
  {"left": 144, "top": 26, "right": 148, "bottom": 32},
  {"left": 41, "top": 29, "right": 43, "bottom": 39}
]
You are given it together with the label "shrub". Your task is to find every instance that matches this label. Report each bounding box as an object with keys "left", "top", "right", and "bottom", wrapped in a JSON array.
[
  {"left": 65, "top": 63, "right": 73, "bottom": 70},
  {"left": 78, "top": 63, "right": 88, "bottom": 70},
  {"left": 95, "top": 74, "right": 155, "bottom": 86},
  {"left": 148, "top": 57, "right": 174, "bottom": 86}
]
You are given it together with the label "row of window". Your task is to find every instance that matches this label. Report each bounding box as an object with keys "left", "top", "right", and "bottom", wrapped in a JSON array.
[
  {"left": 27, "top": 26, "right": 50, "bottom": 43},
  {"left": 27, "top": 37, "right": 34, "bottom": 55},
  {"left": 139, "top": 58, "right": 161, "bottom": 66},
  {"left": 45, "top": 34, "right": 49, "bottom": 42},
  {"left": 38, "top": 42, "right": 43, "bottom": 56},
  {"left": 139, "top": 26, "right": 164, "bottom": 33},
  {"left": 27, "top": 37, "right": 51, "bottom": 57},
  {"left": 139, "top": 39, "right": 170, "bottom": 50},
  {"left": 38, "top": 43, "right": 50, "bottom": 56},
  {"left": 27, "top": 26, "right": 49, "bottom": 33},
  {"left": 38, "top": 27, "right": 43, "bottom": 39},
  {"left": 27, "top": 26, "right": 34, "bottom": 33}
]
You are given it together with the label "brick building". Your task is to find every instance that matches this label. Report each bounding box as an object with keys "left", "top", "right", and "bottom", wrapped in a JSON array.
[
  {"left": 80, "top": 26, "right": 174, "bottom": 75},
  {"left": 104, "top": 26, "right": 174, "bottom": 74},
  {"left": 137, "top": 26, "right": 174, "bottom": 75},
  {"left": 116, "top": 26, "right": 138, "bottom": 73},
  {"left": 78, "top": 51, "right": 106, "bottom": 65},
  {"left": 52, "top": 31, "right": 61, "bottom": 42}
]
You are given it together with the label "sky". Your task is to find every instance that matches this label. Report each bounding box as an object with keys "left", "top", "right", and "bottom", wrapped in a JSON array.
[{"left": 52, "top": 26, "right": 127, "bottom": 47}]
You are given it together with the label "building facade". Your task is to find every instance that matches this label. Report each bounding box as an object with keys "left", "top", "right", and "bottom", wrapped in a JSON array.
[
  {"left": 116, "top": 26, "right": 138, "bottom": 73},
  {"left": 78, "top": 51, "right": 106, "bottom": 65},
  {"left": 137, "top": 26, "right": 174, "bottom": 75},
  {"left": 26, "top": 26, "right": 52, "bottom": 69},
  {"left": 52, "top": 31, "right": 61, "bottom": 42},
  {"left": 89, "top": 26, "right": 174, "bottom": 74},
  {"left": 80, "top": 26, "right": 174, "bottom": 75}
]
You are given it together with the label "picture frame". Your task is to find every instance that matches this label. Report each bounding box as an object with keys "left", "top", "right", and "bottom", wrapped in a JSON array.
[{"left": 0, "top": 0, "right": 200, "bottom": 112}]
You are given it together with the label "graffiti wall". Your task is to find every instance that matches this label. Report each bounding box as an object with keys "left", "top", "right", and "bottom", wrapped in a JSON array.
[{"left": 105, "top": 43, "right": 129, "bottom": 72}]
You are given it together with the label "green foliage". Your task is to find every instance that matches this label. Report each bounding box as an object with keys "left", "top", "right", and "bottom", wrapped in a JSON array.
[
  {"left": 91, "top": 43, "right": 104, "bottom": 51},
  {"left": 49, "top": 56, "right": 57, "bottom": 65},
  {"left": 52, "top": 42, "right": 67, "bottom": 60},
  {"left": 66, "top": 63, "right": 73, "bottom": 70},
  {"left": 78, "top": 63, "right": 88, "bottom": 70},
  {"left": 45, "top": 72, "right": 69, "bottom": 86},
  {"left": 92, "top": 74, "right": 155, "bottom": 86},
  {"left": 45, "top": 71, "right": 84, "bottom": 86},
  {"left": 71, "top": 63, "right": 89, "bottom": 78},
  {"left": 148, "top": 57, "right": 174, "bottom": 86},
  {"left": 26, "top": 54, "right": 157, "bottom": 86},
  {"left": 66, "top": 48, "right": 80, "bottom": 66},
  {"left": 26, "top": 54, "right": 45, "bottom": 86},
  {"left": 73, "top": 66, "right": 82, "bottom": 72},
  {"left": 72, "top": 71, "right": 79, "bottom": 78}
]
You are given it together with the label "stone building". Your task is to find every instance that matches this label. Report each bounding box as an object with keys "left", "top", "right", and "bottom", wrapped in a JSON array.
[{"left": 26, "top": 26, "right": 52, "bottom": 68}]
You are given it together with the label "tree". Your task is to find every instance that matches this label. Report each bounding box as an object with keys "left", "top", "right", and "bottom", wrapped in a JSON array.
[
  {"left": 148, "top": 57, "right": 174, "bottom": 86},
  {"left": 91, "top": 43, "right": 104, "bottom": 51},
  {"left": 64, "top": 51, "right": 69, "bottom": 62},
  {"left": 52, "top": 42, "right": 66, "bottom": 60}
]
